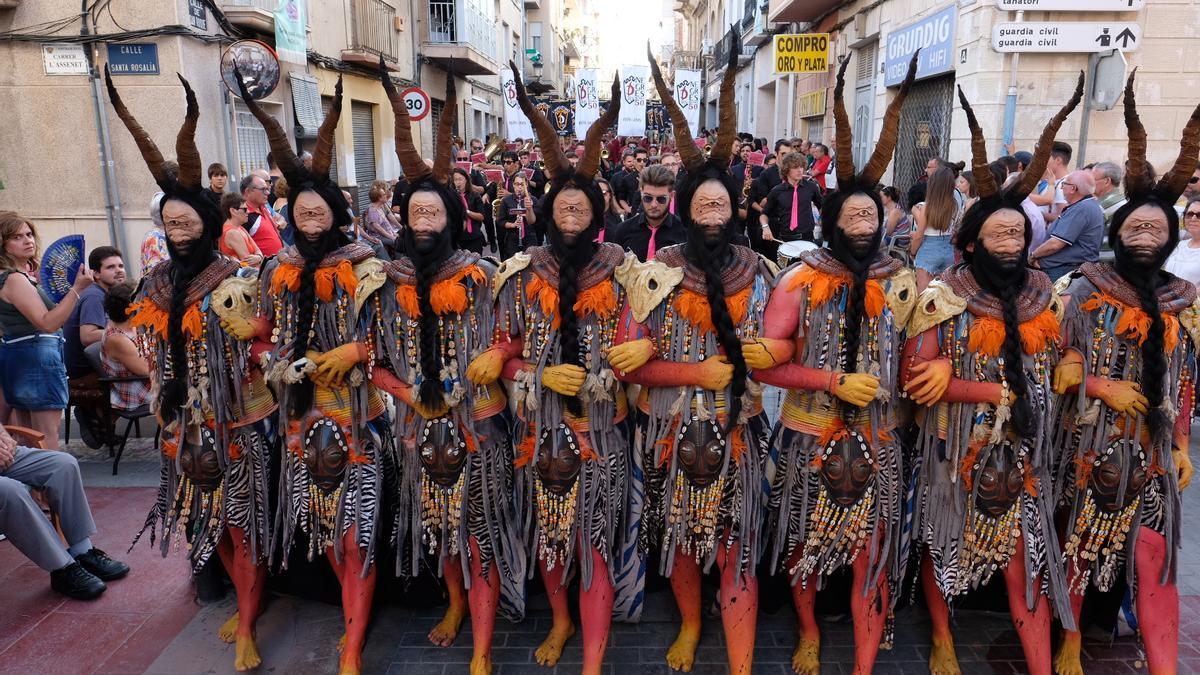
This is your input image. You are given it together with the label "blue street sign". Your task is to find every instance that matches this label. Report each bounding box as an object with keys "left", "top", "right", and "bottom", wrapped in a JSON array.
[
  {"left": 884, "top": 4, "right": 957, "bottom": 87},
  {"left": 106, "top": 43, "right": 159, "bottom": 76}
]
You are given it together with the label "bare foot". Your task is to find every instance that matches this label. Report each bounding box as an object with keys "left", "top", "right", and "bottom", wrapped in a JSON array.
[
  {"left": 234, "top": 634, "right": 261, "bottom": 671},
  {"left": 534, "top": 621, "right": 576, "bottom": 666},
  {"left": 469, "top": 653, "right": 493, "bottom": 675},
  {"left": 665, "top": 622, "right": 701, "bottom": 672},
  {"left": 218, "top": 612, "right": 240, "bottom": 644},
  {"left": 791, "top": 634, "right": 820, "bottom": 675},
  {"left": 337, "top": 651, "right": 361, "bottom": 675},
  {"left": 929, "top": 634, "right": 961, "bottom": 675},
  {"left": 428, "top": 604, "right": 466, "bottom": 647},
  {"left": 1053, "top": 632, "right": 1083, "bottom": 675}
]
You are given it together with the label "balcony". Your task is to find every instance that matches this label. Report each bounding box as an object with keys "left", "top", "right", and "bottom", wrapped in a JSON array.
[
  {"left": 220, "top": 0, "right": 275, "bottom": 33},
  {"left": 524, "top": 0, "right": 541, "bottom": 7},
  {"left": 711, "top": 26, "right": 751, "bottom": 73},
  {"left": 768, "top": 0, "right": 839, "bottom": 24},
  {"left": 671, "top": 49, "right": 702, "bottom": 71},
  {"left": 343, "top": 0, "right": 401, "bottom": 68},
  {"left": 425, "top": 0, "right": 500, "bottom": 76},
  {"left": 745, "top": 3, "right": 773, "bottom": 47}
]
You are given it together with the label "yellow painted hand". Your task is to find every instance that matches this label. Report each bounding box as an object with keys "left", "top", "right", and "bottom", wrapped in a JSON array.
[
  {"left": 741, "top": 338, "right": 786, "bottom": 370},
  {"left": 1093, "top": 379, "right": 1148, "bottom": 416},
  {"left": 466, "top": 348, "right": 506, "bottom": 385},
  {"left": 695, "top": 355, "right": 734, "bottom": 391},
  {"left": 1174, "top": 446, "right": 1193, "bottom": 490},
  {"left": 1053, "top": 351, "right": 1085, "bottom": 394},
  {"left": 220, "top": 315, "right": 259, "bottom": 341},
  {"left": 311, "top": 343, "right": 367, "bottom": 388},
  {"left": 904, "top": 359, "right": 952, "bottom": 406},
  {"left": 542, "top": 363, "right": 587, "bottom": 397},
  {"left": 831, "top": 372, "right": 880, "bottom": 407},
  {"left": 607, "top": 338, "right": 656, "bottom": 373}
]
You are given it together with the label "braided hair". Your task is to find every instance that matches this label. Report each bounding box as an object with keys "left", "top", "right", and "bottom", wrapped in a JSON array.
[
  {"left": 542, "top": 173, "right": 605, "bottom": 417},
  {"left": 1108, "top": 197, "right": 1180, "bottom": 445},
  {"left": 286, "top": 187, "right": 353, "bottom": 417},
  {"left": 820, "top": 186, "right": 885, "bottom": 380},
  {"left": 398, "top": 181, "right": 464, "bottom": 408}
]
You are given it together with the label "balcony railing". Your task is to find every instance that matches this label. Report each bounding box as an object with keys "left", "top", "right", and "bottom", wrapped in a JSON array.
[
  {"left": 428, "top": 0, "right": 497, "bottom": 62},
  {"left": 219, "top": 0, "right": 276, "bottom": 32},
  {"left": 350, "top": 0, "right": 399, "bottom": 61},
  {"left": 221, "top": 0, "right": 276, "bottom": 9},
  {"left": 712, "top": 26, "right": 742, "bottom": 69},
  {"left": 671, "top": 49, "right": 702, "bottom": 70}
]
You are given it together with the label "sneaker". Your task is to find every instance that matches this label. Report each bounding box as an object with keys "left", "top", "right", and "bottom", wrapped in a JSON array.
[
  {"left": 74, "top": 407, "right": 102, "bottom": 450},
  {"left": 75, "top": 548, "right": 130, "bottom": 581},
  {"left": 51, "top": 562, "right": 106, "bottom": 600}
]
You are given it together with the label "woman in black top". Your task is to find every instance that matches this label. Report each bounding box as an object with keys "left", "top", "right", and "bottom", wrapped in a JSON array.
[
  {"left": 451, "top": 168, "right": 488, "bottom": 254},
  {"left": 595, "top": 177, "right": 623, "bottom": 243},
  {"left": 496, "top": 173, "right": 539, "bottom": 259},
  {"left": 760, "top": 151, "right": 823, "bottom": 259}
]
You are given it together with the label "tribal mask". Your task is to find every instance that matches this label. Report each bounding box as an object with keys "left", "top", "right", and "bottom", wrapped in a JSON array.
[
  {"left": 419, "top": 417, "right": 468, "bottom": 488},
  {"left": 819, "top": 431, "right": 874, "bottom": 507},
  {"left": 303, "top": 417, "right": 349, "bottom": 493},
  {"left": 676, "top": 417, "right": 727, "bottom": 488},
  {"left": 1092, "top": 439, "right": 1148, "bottom": 513},
  {"left": 178, "top": 425, "right": 222, "bottom": 491},
  {"left": 536, "top": 423, "right": 582, "bottom": 495},
  {"left": 974, "top": 441, "right": 1024, "bottom": 518}
]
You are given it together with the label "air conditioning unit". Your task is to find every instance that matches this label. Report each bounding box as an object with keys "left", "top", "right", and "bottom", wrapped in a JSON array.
[{"left": 700, "top": 39, "right": 713, "bottom": 56}]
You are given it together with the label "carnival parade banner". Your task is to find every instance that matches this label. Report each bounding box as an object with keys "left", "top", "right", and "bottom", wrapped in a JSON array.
[
  {"left": 673, "top": 69, "right": 701, "bottom": 135},
  {"left": 617, "top": 64, "right": 649, "bottom": 137},
  {"left": 501, "top": 71, "right": 535, "bottom": 140},
  {"left": 574, "top": 68, "right": 601, "bottom": 136}
]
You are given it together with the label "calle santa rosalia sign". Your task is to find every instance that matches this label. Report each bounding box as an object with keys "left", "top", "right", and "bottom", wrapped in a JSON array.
[{"left": 106, "top": 43, "right": 159, "bottom": 76}]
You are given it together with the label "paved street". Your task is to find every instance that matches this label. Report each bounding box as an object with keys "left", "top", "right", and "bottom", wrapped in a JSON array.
[{"left": 3, "top": 432, "right": 1200, "bottom": 674}]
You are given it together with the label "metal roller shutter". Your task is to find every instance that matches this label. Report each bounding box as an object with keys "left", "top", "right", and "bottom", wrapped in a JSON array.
[
  {"left": 852, "top": 42, "right": 877, "bottom": 171},
  {"left": 351, "top": 101, "right": 376, "bottom": 213}
]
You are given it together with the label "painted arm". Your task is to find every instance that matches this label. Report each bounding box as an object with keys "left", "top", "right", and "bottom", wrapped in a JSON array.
[
  {"left": 1174, "top": 378, "right": 1194, "bottom": 489},
  {"left": 608, "top": 306, "right": 723, "bottom": 388},
  {"left": 900, "top": 327, "right": 1002, "bottom": 405},
  {"left": 750, "top": 273, "right": 833, "bottom": 390},
  {"left": 369, "top": 365, "right": 414, "bottom": 405}
]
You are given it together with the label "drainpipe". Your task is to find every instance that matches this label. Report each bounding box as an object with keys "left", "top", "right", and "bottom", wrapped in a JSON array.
[
  {"left": 220, "top": 87, "right": 240, "bottom": 185},
  {"left": 82, "top": 0, "right": 123, "bottom": 249},
  {"left": 1000, "top": 10, "right": 1023, "bottom": 156}
]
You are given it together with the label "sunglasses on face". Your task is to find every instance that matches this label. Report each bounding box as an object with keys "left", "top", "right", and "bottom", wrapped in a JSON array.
[
  {"left": 1186, "top": 211, "right": 1200, "bottom": 219},
  {"left": 642, "top": 194, "right": 669, "bottom": 205},
  {"left": 1190, "top": 176, "right": 1200, "bottom": 184}
]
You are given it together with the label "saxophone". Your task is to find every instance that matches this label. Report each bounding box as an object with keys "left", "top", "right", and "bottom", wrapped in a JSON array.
[{"left": 741, "top": 165, "right": 752, "bottom": 207}]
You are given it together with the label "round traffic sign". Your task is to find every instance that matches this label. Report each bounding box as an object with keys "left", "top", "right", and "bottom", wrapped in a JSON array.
[{"left": 401, "top": 86, "right": 430, "bottom": 121}]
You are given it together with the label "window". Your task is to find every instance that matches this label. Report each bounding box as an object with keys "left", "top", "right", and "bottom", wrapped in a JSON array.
[{"left": 234, "top": 101, "right": 272, "bottom": 179}]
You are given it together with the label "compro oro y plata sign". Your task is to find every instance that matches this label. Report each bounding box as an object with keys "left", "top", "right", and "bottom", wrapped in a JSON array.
[
  {"left": 774, "top": 34, "right": 830, "bottom": 74},
  {"left": 992, "top": 22, "right": 1140, "bottom": 53}
]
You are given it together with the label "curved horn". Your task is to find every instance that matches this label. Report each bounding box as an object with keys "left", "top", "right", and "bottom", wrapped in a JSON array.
[
  {"left": 861, "top": 51, "right": 918, "bottom": 185},
  {"left": 380, "top": 56, "right": 431, "bottom": 184},
  {"left": 709, "top": 25, "right": 740, "bottom": 168},
  {"left": 104, "top": 65, "right": 170, "bottom": 190},
  {"left": 310, "top": 75, "right": 343, "bottom": 180},
  {"left": 579, "top": 72, "right": 621, "bottom": 179},
  {"left": 508, "top": 60, "right": 566, "bottom": 180},
  {"left": 956, "top": 85, "right": 998, "bottom": 198},
  {"left": 648, "top": 43, "right": 703, "bottom": 172},
  {"left": 233, "top": 65, "right": 305, "bottom": 181},
  {"left": 174, "top": 74, "right": 203, "bottom": 190},
  {"left": 1121, "top": 69, "right": 1152, "bottom": 195},
  {"left": 832, "top": 56, "right": 855, "bottom": 186},
  {"left": 432, "top": 73, "right": 457, "bottom": 183},
  {"left": 1015, "top": 71, "right": 1084, "bottom": 199},
  {"left": 1156, "top": 101, "right": 1200, "bottom": 201}
]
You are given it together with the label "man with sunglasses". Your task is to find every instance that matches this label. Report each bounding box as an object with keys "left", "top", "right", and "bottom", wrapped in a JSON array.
[
  {"left": 1029, "top": 169, "right": 1104, "bottom": 281},
  {"left": 609, "top": 164, "right": 685, "bottom": 261},
  {"left": 485, "top": 150, "right": 524, "bottom": 204},
  {"left": 239, "top": 173, "right": 283, "bottom": 257}
]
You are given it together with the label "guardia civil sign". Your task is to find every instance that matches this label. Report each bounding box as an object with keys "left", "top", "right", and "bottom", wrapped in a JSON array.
[{"left": 773, "top": 34, "right": 830, "bottom": 74}]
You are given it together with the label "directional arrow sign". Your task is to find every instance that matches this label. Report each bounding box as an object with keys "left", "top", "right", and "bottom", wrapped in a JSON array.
[
  {"left": 992, "top": 22, "right": 1141, "bottom": 53},
  {"left": 997, "top": 0, "right": 1144, "bottom": 10}
]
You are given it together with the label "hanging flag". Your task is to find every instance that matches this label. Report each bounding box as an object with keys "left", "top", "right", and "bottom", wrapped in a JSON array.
[
  {"left": 573, "top": 68, "right": 600, "bottom": 136},
  {"left": 501, "top": 71, "right": 534, "bottom": 140},
  {"left": 273, "top": 0, "right": 307, "bottom": 65},
  {"left": 673, "top": 68, "right": 702, "bottom": 135},
  {"left": 617, "top": 64, "right": 648, "bottom": 137}
]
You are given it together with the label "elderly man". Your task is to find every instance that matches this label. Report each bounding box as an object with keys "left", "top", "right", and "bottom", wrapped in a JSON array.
[
  {"left": 1091, "top": 161, "right": 1127, "bottom": 224},
  {"left": 0, "top": 425, "right": 129, "bottom": 598},
  {"left": 1030, "top": 169, "right": 1104, "bottom": 281},
  {"left": 240, "top": 173, "right": 284, "bottom": 257}
]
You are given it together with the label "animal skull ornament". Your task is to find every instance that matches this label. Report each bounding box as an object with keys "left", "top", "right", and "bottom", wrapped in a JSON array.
[
  {"left": 303, "top": 417, "right": 350, "bottom": 493},
  {"left": 974, "top": 441, "right": 1025, "bottom": 518},
  {"left": 1092, "top": 438, "right": 1149, "bottom": 513},
  {"left": 819, "top": 431, "right": 874, "bottom": 507},
  {"left": 676, "top": 417, "right": 727, "bottom": 488},
  {"left": 418, "top": 417, "right": 468, "bottom": 488},
  {"left": 178, "top": 424, "right": 223, "bottom": 491},
  {"left": 535, "top": 423, "right": 582, "bottom": 496},
  {"left": 210, "top": 275, "right": 259, "bottom": 322}
]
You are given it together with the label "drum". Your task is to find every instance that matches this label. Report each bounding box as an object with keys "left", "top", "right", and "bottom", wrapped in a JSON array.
[{"left": 777, "top": 239, "right": 817, "bottom": 268}]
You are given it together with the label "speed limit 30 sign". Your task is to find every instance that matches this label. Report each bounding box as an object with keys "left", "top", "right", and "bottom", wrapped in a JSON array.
[{"left": 401, "top": 86, "right": 430, "bottom": 121}]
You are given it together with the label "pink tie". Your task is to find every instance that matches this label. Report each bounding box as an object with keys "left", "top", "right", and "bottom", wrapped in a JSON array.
[
  {"left": 669, "top": 195, "right": 676, "bottom": 214},
  {"left": 596, "top": 227, "right": 605, "bottom": 243},
  {"left": 460, "top": 194, "right": 472, "bottom": 233},
  {"left": 646, "top": 225, "right": 659, "bottom": 260},
  {"left": 789, "top": 183, "right": 800, "bottom": 232}
]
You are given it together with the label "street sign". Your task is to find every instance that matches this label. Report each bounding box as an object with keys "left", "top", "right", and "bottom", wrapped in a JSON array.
[
  {"left": 42, "top": 43, "right": 88, "bottom": 76},
  {"left": 997, "top": 0, "right": 1144, "bottom": 10},
  {"left": 106, "top": 43, "right": 160, "bottom": 75},
  {"left": 401, "top": 86, "right": 431, "bottom": 121},
  {"left": 992, "top": 22, "right": 1140, "bottom": 52},
  {"left": 884, "top": 4, "right": 957, "bottom": 87},
  {"left": 187, "top": 0, "right": 208, "bottom": 30},
  {"left": 773, "top": 34, "right": 830, "bottom": 74},
  {"left": 1090, "top": 49, "right": 1127, "bottom": 111}
]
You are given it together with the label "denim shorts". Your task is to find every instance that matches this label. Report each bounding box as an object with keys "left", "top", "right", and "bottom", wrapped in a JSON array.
[
  {"left": 914, "top": 234, "right": 955, "bottom": 275},
  {"left": 0, "top": 334, "right": 68, "bottom": 410}
]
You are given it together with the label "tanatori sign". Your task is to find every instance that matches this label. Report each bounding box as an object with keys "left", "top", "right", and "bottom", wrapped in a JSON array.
[{"left": 773, "top": 34, "right": 830, "bottom": 74}]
